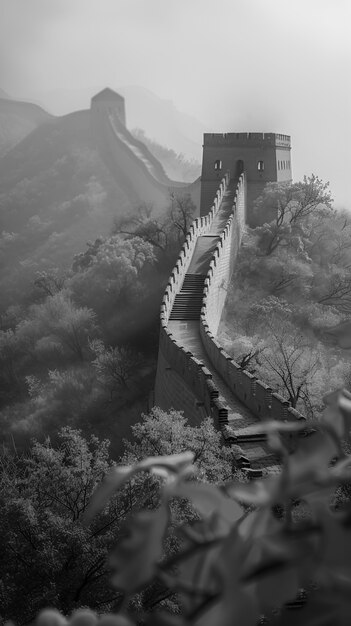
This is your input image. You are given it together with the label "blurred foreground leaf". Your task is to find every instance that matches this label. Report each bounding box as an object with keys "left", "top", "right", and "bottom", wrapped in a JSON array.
[
  {"left": 109, "top": 504, "right": 169, "bottom": 592},
  {"left": 83, "top": 451, "right": 194, "bottom": 523}
]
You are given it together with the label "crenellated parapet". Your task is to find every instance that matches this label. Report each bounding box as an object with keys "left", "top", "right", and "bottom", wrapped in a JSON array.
[
  {"left": 155, "top": 171, "right": 305, "bottom": 460},
  {"left": 200, "top": 130, "right": 292, "bottom": 226},
  {"left": 90, "top": 87, "right": 201, "bottom": 212},
  {"left": 155, "top": 175, "right": 230, "bottom": 422},
  {"left": 199, "top": 174, "right": 305, "bottom": 431},
  {"left": 160, "top": 175, "right": 229, "bottom": 325},
  {"left": 203, "top": 132, "right": 291, "bottom": 148},
  {"left": 200, "top": 216, "right": 305, "bottom": 430}
]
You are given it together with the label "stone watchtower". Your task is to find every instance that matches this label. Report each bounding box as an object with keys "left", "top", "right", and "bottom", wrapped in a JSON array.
[
  {"left": 91, "top": 87, "right": 126, "bottom": 126},
  {"left": 200, "top": 132, "right": 292, "bottom": 226}
]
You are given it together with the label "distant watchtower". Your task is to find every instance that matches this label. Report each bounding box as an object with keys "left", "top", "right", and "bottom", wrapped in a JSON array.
[
  {"left": 91, "top": 88, "right": 126, "bottom": 126},
  {"left": 200, "top": 132, "right": 292, "bottom": 226}
]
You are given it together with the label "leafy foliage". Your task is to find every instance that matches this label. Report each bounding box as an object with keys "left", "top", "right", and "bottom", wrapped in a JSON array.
[
  {"left": 221, "top": 176, "right": 351, "bottom": 419},
  {"left": 70, "top": 235, "right": 155, "bottom": 313},
  {"left": 17, "top": 292, "right": 99, "bottom": 361},
  {"left": 0, "top": 409, "right": 239, "bottom": 624},
  {"left": 0, "top": 427, "right": 121, "bottom": 622},
  {"left": 123, "top": 408, "right": 239, "bottom": 484},
  {"left": 113, "top": 194, "right": 196, "bottom": 266},
  {"left": 0, "top": 230, "right": 163, "bottom": 447},
  {"left": 20, "top": 389, "right": 351, "bottom": 626},
  {"left": 34, "top": 268, "right": 67, "bottom": 298},
  {"left": 90, "top": 340, "right": 144, "bottom": 396},
  {"left": 253, "top": 175, "right": 333, "bottom": 256},
  {"left": 131, "top": 129, "right": 201, "bottom": 183}
]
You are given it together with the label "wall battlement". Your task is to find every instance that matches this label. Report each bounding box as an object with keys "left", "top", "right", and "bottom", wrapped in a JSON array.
[
  {"left": 90, "top": 87, "right": 201, "bottom": 212},
  {"left": 199, "top": 175, "right": 305, "bottom": 435},
  {"left": 203, "top": 132, "right": 291, "bottom": 148},
  {"left": 155, "top": 171, "right": 305, "bottom": 459},
  {"left": 200, "top": 129, "right": 292, "bottom": 224}
]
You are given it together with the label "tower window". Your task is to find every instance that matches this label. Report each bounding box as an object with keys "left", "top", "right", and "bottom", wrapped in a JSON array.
[
  {"left": 214, "top": 159, "right": 222, "bottom": 171},
  {"left": 257, "top": 160, "right": 264, "bottom": 171}
]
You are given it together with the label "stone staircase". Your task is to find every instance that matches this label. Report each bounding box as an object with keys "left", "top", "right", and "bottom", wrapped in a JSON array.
[
  {"left": 169, "top": 274, "right": 206, "bottom": 320},
  {"left": 166, "top": 185, "right": 281, "bottom": 476}
]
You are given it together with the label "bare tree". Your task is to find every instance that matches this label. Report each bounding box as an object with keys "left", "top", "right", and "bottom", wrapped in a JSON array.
[
  {"left": 34, "top": 269, "right": 67, "bottom": 297},
  {"left": 113, "top": 203, "right": 169, "bottom": 253},
  {"left": 90, "top": 340, "right": 144, "bottom": 397},
  {"left": 169, "top": 193, "right": 195, "bottom": 242},
  {"left": 268, "top": 266, "right": 299, "bottom": 295},
  {"left": 260, "top": 329, "right": 320, "bottom": 412},
  {"left": 316, "top": 273, "right": 351, "bottom": 312},
  {"left": 254, "top": 175, "right": 333, "bottom": 256},
  {"left": 113, "top": 194, "right": 196, "bottom": 258}
]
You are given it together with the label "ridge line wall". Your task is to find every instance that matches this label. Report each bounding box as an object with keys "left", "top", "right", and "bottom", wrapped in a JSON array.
[
  {"left": 154, "top": 175, "right": 230, "bottom": 421},
  {"left": 107, "top": 113, "right": 180, "bottom": 187},
  {"left": 91, "top": 106, "right": 167, "bottom": 208},
  {"left": 91, "top": 105, "right": 201, "bottom": 212},
  {"left": 155, "top": 173, "right": 305, "bottom": 434},
  {"left": 199, "top": 176, "right": 305, "bottom": 432}
]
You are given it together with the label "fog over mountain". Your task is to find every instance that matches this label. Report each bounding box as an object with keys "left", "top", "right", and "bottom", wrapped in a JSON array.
[
  {"left": 0, "top": 96, "right": 52, "bottom": 156},
  {"left": 1, "top": 0, "right": 350, "bottom": 206},
  {"left": 26, "top": 84, "right": 207, "bottom": 160}
]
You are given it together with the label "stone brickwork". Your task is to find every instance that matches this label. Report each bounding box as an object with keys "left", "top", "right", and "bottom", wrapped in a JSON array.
[
  {"left": 154, "top": 175, "right": 230, "bottom": 420},
  {"left": 200, "top": 132, "right": 292, "bottom": 226},
  {"left": 155, "top": 169, "right": 306, "bottom": 442},
  {"left": 90, "top": 87, "right": 201, "bottom": 212}
]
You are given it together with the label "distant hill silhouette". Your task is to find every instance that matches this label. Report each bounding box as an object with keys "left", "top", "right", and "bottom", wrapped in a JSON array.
[
  {"left": 0, "top": 101, "right": 199, "bottom": 307},
  {"left": 0, "top": 109, "right": 134, "bottom": 306},
  {"left": 26, "top": 85, "right": 207, "bottom": 160},
  {"left": 0, "top": 96, "right": 52, "bottom": 156}
]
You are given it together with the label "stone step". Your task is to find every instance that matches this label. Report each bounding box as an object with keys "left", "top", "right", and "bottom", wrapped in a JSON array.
[
  {"left": 170, "top": 313, "right": 202, "bottom": 316},
  {"left": 180, "top": 290, "right": 203, "bottom": 294},
  {"left": 235, "top": 433, "right": 268, "bottom": 443},
  {"left": 174, "top": 296, "right": 203, "bottom": 300},
  {"left": 178, "top": 300, "right": 203, "bottom": 303},
  {"left": 169, "top": 316, "right": 200, "bottom": 320}
]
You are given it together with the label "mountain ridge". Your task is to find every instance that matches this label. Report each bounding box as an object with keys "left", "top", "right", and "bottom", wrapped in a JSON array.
[
  {"left": 0, "top": 96, "right": 52, "bottom": 156},
  {"left": 14, "top": 85, "right": 207, "bottom": 160},
  {"left": 0, "top": 103, "right": 200, "bottom": 308}
]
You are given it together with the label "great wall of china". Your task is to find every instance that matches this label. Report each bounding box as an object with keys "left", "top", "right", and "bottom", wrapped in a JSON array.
[
  {"left": 90, "top": 87, "right": 200, "bottom": 212},
  {"left": 154, "top": 171, "right": 305, "bottom": 477},
  {"left": 90, "top": 88, "right": 305, "bottom": 476}
]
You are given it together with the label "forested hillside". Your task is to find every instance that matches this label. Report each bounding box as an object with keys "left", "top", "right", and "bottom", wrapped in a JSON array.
[
  {"left": 0, "top": 106, "right": 199, "bottom": 308},
  {"left": 132, "top": 128, "right": 201, "bottom": 182},
  {"left": 219, "top": 175, "right": 351, "bottom": 420},
  {"left": 2, "top": 169, "right": 351, "bottom": 624},
  {"left": 0, "top": 110, "right": 133, "bottom": 308},
  {"left": 0, "top": 190, "right": 196, "bottom": 456}
]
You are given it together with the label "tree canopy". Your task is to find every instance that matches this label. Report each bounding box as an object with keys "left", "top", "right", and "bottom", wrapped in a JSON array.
[
  {"left": 220, "top": 175, "right": 351, "bottom": 419},
  {"left": 0, "top": 409, "right": 240, "bottom": 624}
]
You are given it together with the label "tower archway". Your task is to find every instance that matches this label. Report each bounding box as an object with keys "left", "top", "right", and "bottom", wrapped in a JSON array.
[{"left": 236, "top": 159, "right": 244, "bottom": 177}]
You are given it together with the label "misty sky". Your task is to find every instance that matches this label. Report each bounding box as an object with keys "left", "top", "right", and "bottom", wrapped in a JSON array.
[{"left": 0, "top": 0, "right": 350, "bottom": 207}]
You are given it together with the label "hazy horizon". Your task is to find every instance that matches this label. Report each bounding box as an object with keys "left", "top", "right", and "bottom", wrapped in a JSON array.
[{"left": 0, "top": 0, "right": 350, "bottom": 207}]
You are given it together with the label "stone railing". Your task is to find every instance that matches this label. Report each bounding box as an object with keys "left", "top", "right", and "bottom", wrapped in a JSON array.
[
  {"left": 156, "top": 174, "right": 229, "bottom": 422},
  {"left": 160, "top": 174, "right": 229, "bottom": 324},
  {"left": 199, "top": 176, "right": 305, "bottom": 429},
  {"left": 156, "top": 171, "right": 305, "bottom": 437}
]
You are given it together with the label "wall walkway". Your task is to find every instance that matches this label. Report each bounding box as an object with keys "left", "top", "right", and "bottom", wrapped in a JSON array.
[
  {"left": 91, "top": 105, "right": 201, "bottom": 211},
  {"left": 155, "top": 173, "right": 306, "bottom": 477}
]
